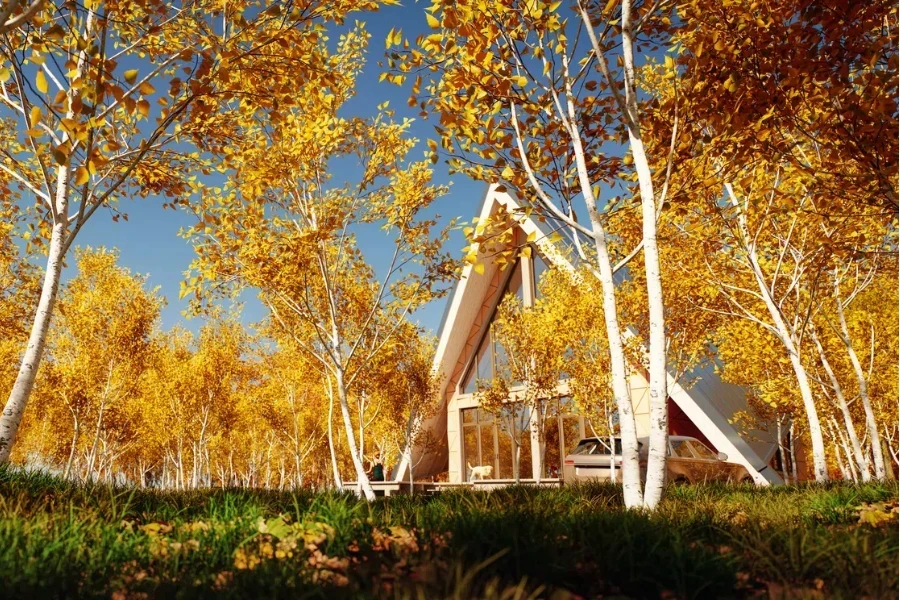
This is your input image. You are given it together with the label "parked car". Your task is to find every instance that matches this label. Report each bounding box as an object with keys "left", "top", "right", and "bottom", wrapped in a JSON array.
[{"left": 562, "top": 435, "right": 754, "bottom": 484}]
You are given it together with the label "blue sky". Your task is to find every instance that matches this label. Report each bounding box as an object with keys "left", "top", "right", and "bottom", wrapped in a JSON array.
[{"left": 71, "top": 2, "right": 485, "bottom": 338}]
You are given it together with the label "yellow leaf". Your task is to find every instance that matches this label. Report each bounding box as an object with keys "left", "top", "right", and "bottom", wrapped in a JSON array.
[
  {"left": 137, "top": 99, "right": 150, "bottom": 118},
  {"left": 45, "top": 24, "right": 66, "bottom": 40},
  {"left": 473, "top": 263, "right": 485, "bottom": 275},
  {"left": 426, "top": 13, "right": 440, "bottom": 29},
  {"left": 0, "top": 68, "right": 10, "bottom": 83},
  {"left": 74, "top": 166, "right": 89, "bottom": 186},
  {"left": 138, "top": 81, "right": 155, "bottom": 95},
  {"left": 29, "top": 106, "right": 41, "bottom": 127},
  {"left": 36, "top": 70, "right": 48, "bottom": 94},
  {"left": 124, "top": 69, "right": 139, "bottom": 85},
  {"left": 52, "top": 145, "right": 68, "bottom": 165}
]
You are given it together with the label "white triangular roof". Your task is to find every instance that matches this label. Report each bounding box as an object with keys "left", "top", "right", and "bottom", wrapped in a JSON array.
[{"left": 395, "top": 184, "right": 782, "bottom": 485}]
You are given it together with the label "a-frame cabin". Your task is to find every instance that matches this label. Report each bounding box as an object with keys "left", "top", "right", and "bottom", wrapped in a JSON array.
[{"left": 395, "top": 184, "right": 786, "bottom": 486}]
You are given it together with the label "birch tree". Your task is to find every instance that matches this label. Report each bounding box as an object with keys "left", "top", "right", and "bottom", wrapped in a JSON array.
[
  {"left": 643, "top": 0, "right": 897, "bottom": 481},
  {"left": 257, "top": 345, "right": 328, "bottom": 489},
  {"left": 182, "top": 26, "right": 455, "bottom": 501},
  {"left": 387, "top": 0, "right": 679, "bottom": 509},
  {"left": 12, "top": 247, "right": 161, "bottom": 479},
  {"left": 0, "top": 0, "right": 381, "bottom": 461}
]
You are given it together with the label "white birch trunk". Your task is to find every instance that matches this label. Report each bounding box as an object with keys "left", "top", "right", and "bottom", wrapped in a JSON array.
[
  {"left": 608, "top": 413, "right": 618, "bottom": 483},
  {"left": 228, "top": 448, "right": 234, "bottom": 487},
  {"left": 84, "top": 398, "right": 107, "bottom": 482},
  {"left": 569, "top": 113, "right": 643, "bottom": 509},
  {"left": 775, "top": 331, "right": 827, "bottom": 482},
  {"left": 64, "top": 409, "right": 80, "bottom": 480},
  {"left": 407, "top": 444, "right": 415, "bottom": 494},
  {"left": 617, "top": 0, "right": 669, "bottom": 511},
  {"left": 789, "top": 418, "right": 800, "bottom": 483},
  {"left": 884, "top": 426, "right": 899, "bottom": 469},
  {"left": 726, "top": 184, "right": 828, "bottom": 482},
  {"left": 832, "top": 436, "right": 852, "bottom": 481},
  {"left": 334, "top": 369, "right": 375, "bottom": 501},
  {"left": 179, "top": 440, "right": 186, "bottom": 490},
  {"left": 830, "top": 419, "right": 858, "bottom": 482},
  {"left": 530, "top": 404, "right": 542, "bottom": 484},
  {"left": 326, "top": 383, "right": 342, "bottom": 490},
  {"left": 833, "top": 290, "right": 886, "bottom": 479},
  {"left": 811, "top": 329, "right": 870, "bottom": 480},
  {"left": 776, "top": 416, "right": 790, "bottom": 484},
  {"left": 0, "top": 195, "right": 68, "bottom": 462}
]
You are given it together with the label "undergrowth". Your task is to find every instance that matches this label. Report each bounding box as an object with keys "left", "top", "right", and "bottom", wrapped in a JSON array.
[{"left": 0, "top": 466, "right": 896, "bottom": 599}]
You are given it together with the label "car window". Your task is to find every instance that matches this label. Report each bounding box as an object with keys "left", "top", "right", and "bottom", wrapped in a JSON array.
[
  {"left": 687, "top": 440, "right": 717, "bottom": 460},
  {"left": 594, "top": 439, "right": 624, "bottom": 455},
  {"left": 670, "top": 439, "right": 695, "bottom": 458},
  {"left": 570, "top": 441, "right": 600, "bottom": 456},
  {"left": 571, "top": 439, "right": 632, "bottom": 455}
]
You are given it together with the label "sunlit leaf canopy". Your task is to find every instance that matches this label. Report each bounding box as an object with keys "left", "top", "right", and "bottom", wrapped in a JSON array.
[
  {"left": 0, "top": 0, "right": 399, "bottom": 251},
  {"left": 386, "top": 1, "right": 673, "bottom": 209}
]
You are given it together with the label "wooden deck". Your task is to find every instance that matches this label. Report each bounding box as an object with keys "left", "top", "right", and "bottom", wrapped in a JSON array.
[
  {"left": 441, "top": 478, "right": 562, "bottom": 492},
  {"left": 345, "top": 478, "right": 562, "bottom": 496},
  {"left": 342, "top": 481, "right": 403, "bottom": 496}
]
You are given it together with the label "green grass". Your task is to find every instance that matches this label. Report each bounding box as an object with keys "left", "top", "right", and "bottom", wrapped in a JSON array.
[{"left": 0, "top": 467, "right": 896, "bottom": 599}]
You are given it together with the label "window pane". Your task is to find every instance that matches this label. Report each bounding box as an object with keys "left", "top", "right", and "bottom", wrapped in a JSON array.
[
  {"left": 507, "top": 259, "right": 523, "bottom": 303},
  {"left": 479, "top": 424, "right": 496, "bottom": 477},
  {"left": 477, "top": 334, "right": 492, "bottom": 381},
  {"left": 496, "top": 425, "right": 513, "bottom": 479},
  {"left": 517, "top": 416, "right": 533, "bottom": 480},
  {"left": 462, "top": 333, "right": 492, "bottom": 394},
  {"left": 493, "top": 328, "right": 510, "bottom": 380},
  {"left": 533, "top": 250, "right": 549, "bottom": 297},
  {"left": 688, "top": 440, "right": 717, "bottom": 460},
  {"left": 463, "top": 425, "right": 479, "bottom": 482},
  {"left": 462, "top": 408, "right": 476, "bottom": 424},
  {"left": 542, "top": 416, "right": 561, "bottom": 478},
  {"left": 561, "top": 416, "right": 582, "bottom": 457},
  {"left": 463, "top": 357, "right": 477, "bottom": 394},
  {"left": 671, "top": 439, "right": 695, "bottom": 458}
]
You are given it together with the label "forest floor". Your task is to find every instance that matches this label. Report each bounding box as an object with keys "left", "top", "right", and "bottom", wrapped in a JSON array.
[{"left": 0, "top": 467, "right": 896, "bottom": 599}]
